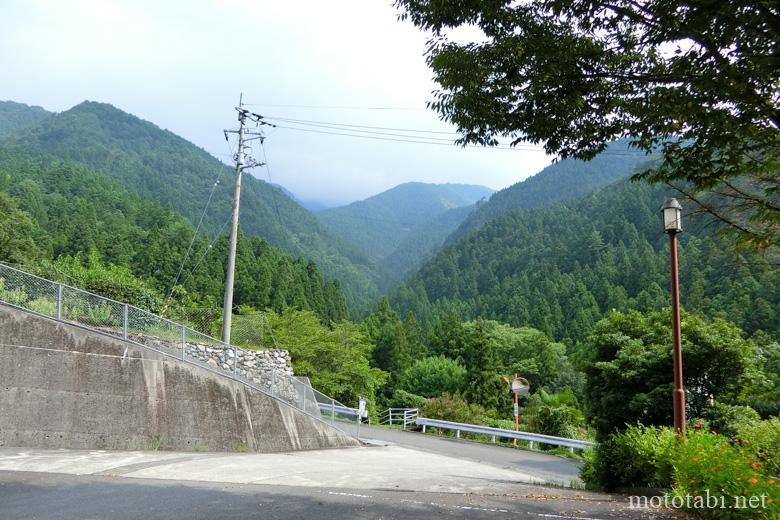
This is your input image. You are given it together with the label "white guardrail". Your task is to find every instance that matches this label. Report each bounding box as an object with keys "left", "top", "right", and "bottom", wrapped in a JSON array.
[
  {"left": 318, "top": 402, "right": 360, "bottom": 418},
  {"left": 415, "top": 417, "right": 595, "bottom": 450}
]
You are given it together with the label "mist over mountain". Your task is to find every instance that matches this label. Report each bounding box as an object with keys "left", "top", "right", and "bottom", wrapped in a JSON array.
[{"left": 316, "top": 182, "right": 493, "bottom": 287}]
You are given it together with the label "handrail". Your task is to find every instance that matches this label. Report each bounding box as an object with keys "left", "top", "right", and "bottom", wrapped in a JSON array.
[
  {"left": 415, "top": 416, "right": 595, "bottom": 450},
  {"left": 379, "top": 408, "right": 418, "bottom": 429},
  {"left": 318, "top": 402, "right": 359, "bottom": 417}
]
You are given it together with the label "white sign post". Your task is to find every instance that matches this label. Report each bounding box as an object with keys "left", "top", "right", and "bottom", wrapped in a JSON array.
[{"left": 357, "top": 396, "right": 367, "bottom": 440}]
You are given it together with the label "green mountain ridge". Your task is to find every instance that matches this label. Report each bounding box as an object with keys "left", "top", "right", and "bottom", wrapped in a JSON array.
[
  {"left": 0, "top": 100, "right": 51, "bottom": 140},
  {"left": 0, "top": 149, "right": 349, "bottom": 324},
  {"left": 0, "top": 100, "right": 379, "bottom": 311},
  {"left": 317, "top": 181, "right": 493, "bottom": 287},
  {"left": 448, "top": 140, "right": 654, "bottom": 243},
  {"left": 392, "top": 177, "right": 779, "bottom": 344}
]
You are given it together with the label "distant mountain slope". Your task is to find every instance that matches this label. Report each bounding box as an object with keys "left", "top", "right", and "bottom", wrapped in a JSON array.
[
  {"left": 392, "top": 178, "right": 780, "bottom": 343},
  {"left": 0, "top": 101, "right": 378, "bottom": 310},
  {"left": 318, "top": 181, "right": 493, "bottom": 262},
  {"left": 448, "top": 141, "right": 653, "bottom": 242},
  {"left": 378, "top": 204, "right": 474, "bottom": 287},
  {"left": 316, "top": 182, "right": 492, "bottom": 290},
  {"left": 0, "top": 101, "right": 51, "bottom": 140}
]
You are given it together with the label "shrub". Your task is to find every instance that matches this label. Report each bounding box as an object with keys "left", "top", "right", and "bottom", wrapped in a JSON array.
[
  {"left": 388, "top": 389, "right": 427, "bottom": 410},
  {"left": 536, "top": 405, "right": 583, "bottom": 439},
  {"left": 480, "top": 416, "right": 516, "bottom": 430},
  {"left": 398, "top": 355, "right": 467, "bottom": 398},
  {"left": 737, "top": 418, "right": 780, "bottom": 477},
  {"left": 702, "top": 402, "right": 761, "bottom": 439},
  {"left": 580, "top": 424, "right": 675, "bottom": 491},
  {"left": 0, "top": 280, "right": 28, "bottom": 305},
  {"left": 421, "top": 393, "right": 489, "bottom": 425},
  {"left": 27, "top": 297, "right": 56, "bottom": 317},
  {"left": 671, "top": 430, "right": 779, "bottom": 519}
]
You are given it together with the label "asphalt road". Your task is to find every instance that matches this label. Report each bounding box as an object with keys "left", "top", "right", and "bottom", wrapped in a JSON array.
[
  {"left": 0, "top": 424, "right": 679, "bottom": 519},
  {"left": 341, "top": 423, "right": 583, "bottom": 486},
  {"left": 0, "top": 471, "right": 682, "bottom": 520}
]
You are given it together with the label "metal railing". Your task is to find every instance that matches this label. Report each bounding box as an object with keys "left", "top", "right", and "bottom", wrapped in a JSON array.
[
  {"left": 0, "top": 262, "right": 356, "bottom": 434},
  {"left": 378, "top": 408, "right": 418, "bottom": 429},
  {"left": 415, "top": 417, "right": 595, "bottom": 451}
]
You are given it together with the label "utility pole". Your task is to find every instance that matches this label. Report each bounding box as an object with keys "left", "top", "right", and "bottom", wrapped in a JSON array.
[{"left": 222, "top": 96, "right": 265, "bottom": 344}]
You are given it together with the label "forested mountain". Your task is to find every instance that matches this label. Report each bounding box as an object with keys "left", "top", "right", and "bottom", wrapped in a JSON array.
[
  {"left": 378, "top": 204, "right": 473, "bottom": 287},
  {"left": 392, "top": 178, "right": 780, "bottom": 344},
  {"left": 0, "top": 101, "right": 378, "bottom": 310},
  {"left": 0, "top": 149, "right": 348, "bottom": 323},
  {"left": 317, "top": 182, "right": 493, "bottom": 287},
  {"left": 448, "top": 141, "right": 654, "bottom": 242},
  {"left": 0, "top": 101, "right": 51, "bottom": 140}
]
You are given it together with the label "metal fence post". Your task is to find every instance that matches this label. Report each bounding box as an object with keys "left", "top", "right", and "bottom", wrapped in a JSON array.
[
  {"left": 180, "top": 325, "right": 185, "bottom": 360},
  {"left": 56, "top": 284, "right": 63, "bottom": 320},
  {"left": 233, "top": 346, "right": 238, "bottom": 377},
  {"left": 331, "top": 398, "right": 335, "bottom": 423},
  {"left": 122, "top": 304, "right": 128, "bottom": 339},
  {"left": 271, "top": 368, "right": 276, "bottom": 397}
]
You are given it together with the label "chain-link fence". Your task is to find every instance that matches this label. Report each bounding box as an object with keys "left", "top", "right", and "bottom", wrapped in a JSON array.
[{"left": 0, "top": 262, "right": 359, "bottom": 430}]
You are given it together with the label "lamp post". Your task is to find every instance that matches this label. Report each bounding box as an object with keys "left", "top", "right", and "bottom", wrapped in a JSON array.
[{"left": 661, "top": 198, "right": 686, "bottom": 437}]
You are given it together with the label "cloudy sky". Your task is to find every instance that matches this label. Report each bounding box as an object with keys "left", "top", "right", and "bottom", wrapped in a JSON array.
[{"left": 1, "top": 0, "right": 553, "bottom": 206}]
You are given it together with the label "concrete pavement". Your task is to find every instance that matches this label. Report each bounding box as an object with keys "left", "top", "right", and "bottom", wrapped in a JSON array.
[
  {"left": 0, "top": 446, "right": 545, "bottom": 493},
  {"left": 349, "top": 424, "right": 583, "bottom": 486},
  {"left": 0, "top": 446, "right": 685, "bottom": 519},
  {"left": 0, "top": 470, "right": 682, "bottom": 520}
]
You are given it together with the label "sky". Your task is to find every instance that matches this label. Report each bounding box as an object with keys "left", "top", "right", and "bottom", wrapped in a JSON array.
[{"left": 0, "top": 0, "right": 553, "bottom": 207}]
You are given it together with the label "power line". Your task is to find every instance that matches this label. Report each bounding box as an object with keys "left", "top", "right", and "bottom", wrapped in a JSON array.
[
  {"left": 262, "top": 115, "right": 461, "bottom": 135},
  {"left": 164, "top": 176, "right": 222, "bottom": 306},
  {"left": 242, "top": 103, "right": 424, "bottom": 111},
  {"left": 273, "top": 121, "right": 464, "bottom": 143},
  {"left": 178, "top": 216, "right": 232, "bottom": 291},
  {"left": 270, "top": 123, "right": 512, "bottom": 148},
  {"left": 270, "top": 121, "right": 650, "bottom": 156}
]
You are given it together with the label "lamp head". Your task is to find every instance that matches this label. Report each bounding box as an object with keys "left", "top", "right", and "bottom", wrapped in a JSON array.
[{"left": 661, "top": 198, "right": 682, "bottom": 234}]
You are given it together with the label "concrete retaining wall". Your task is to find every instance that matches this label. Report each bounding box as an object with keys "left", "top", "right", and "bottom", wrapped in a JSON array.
[{"left": 0, "top": 304, "right": 359, "bottom": 452}]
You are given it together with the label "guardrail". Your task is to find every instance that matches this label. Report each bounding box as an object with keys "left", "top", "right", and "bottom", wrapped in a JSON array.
[
  {"left": 415, "top": 417, "right": 595, "bottom": 451},
  {"left": 0, "top": 262, "right": 358, "bottom": 436},
  {"left": 378, "top": 408, "right": 418, "bottom": 429},
  {"left": 318, "top": 402, "right": 360, "bottom": 418}
]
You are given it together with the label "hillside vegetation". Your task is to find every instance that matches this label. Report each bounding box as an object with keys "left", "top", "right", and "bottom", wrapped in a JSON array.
[
  {"left": 393, "top": 179, "right": 780, "bottom": 344},
  {"left": 449, "top": 141, "right": 653, "bottom": 242},
  {"left": 0, "top": 101, "right": 51, "bottom": 140},
  {"left": 0, "top": 150, "right": 349, "bottom": 324},
  {"left": 317, "top": 182, "right": 493, "bottom": 286},
  {"left": 0, "top": 101, "right": 378, "bottom": 311}
]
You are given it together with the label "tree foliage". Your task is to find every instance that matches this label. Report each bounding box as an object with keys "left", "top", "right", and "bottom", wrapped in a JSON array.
[
  {"left": 584, "top": 309, "right": 756, "bottom": 438},
  {"left": 398, "top": 355, "right": 467, "bottom": 398},
  {"left": 0, "top": 153, "right": 350, "bottom": 324},
  {"left": 395, "top": 0, "right": 780, "bottom": 247},
  {"left": 0, "top": 100, "right": 379, "bottom": 310},
  {"left": 234, "top": 309, "right": 387, "bottom": 406},
  {"left": 392, "top": 179, "right": 780, "bottom": 344}
]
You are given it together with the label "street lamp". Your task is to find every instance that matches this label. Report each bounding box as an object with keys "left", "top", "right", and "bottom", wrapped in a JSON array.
[{"left": 661, "top": 198, "right": 686, "bottom": 437}]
